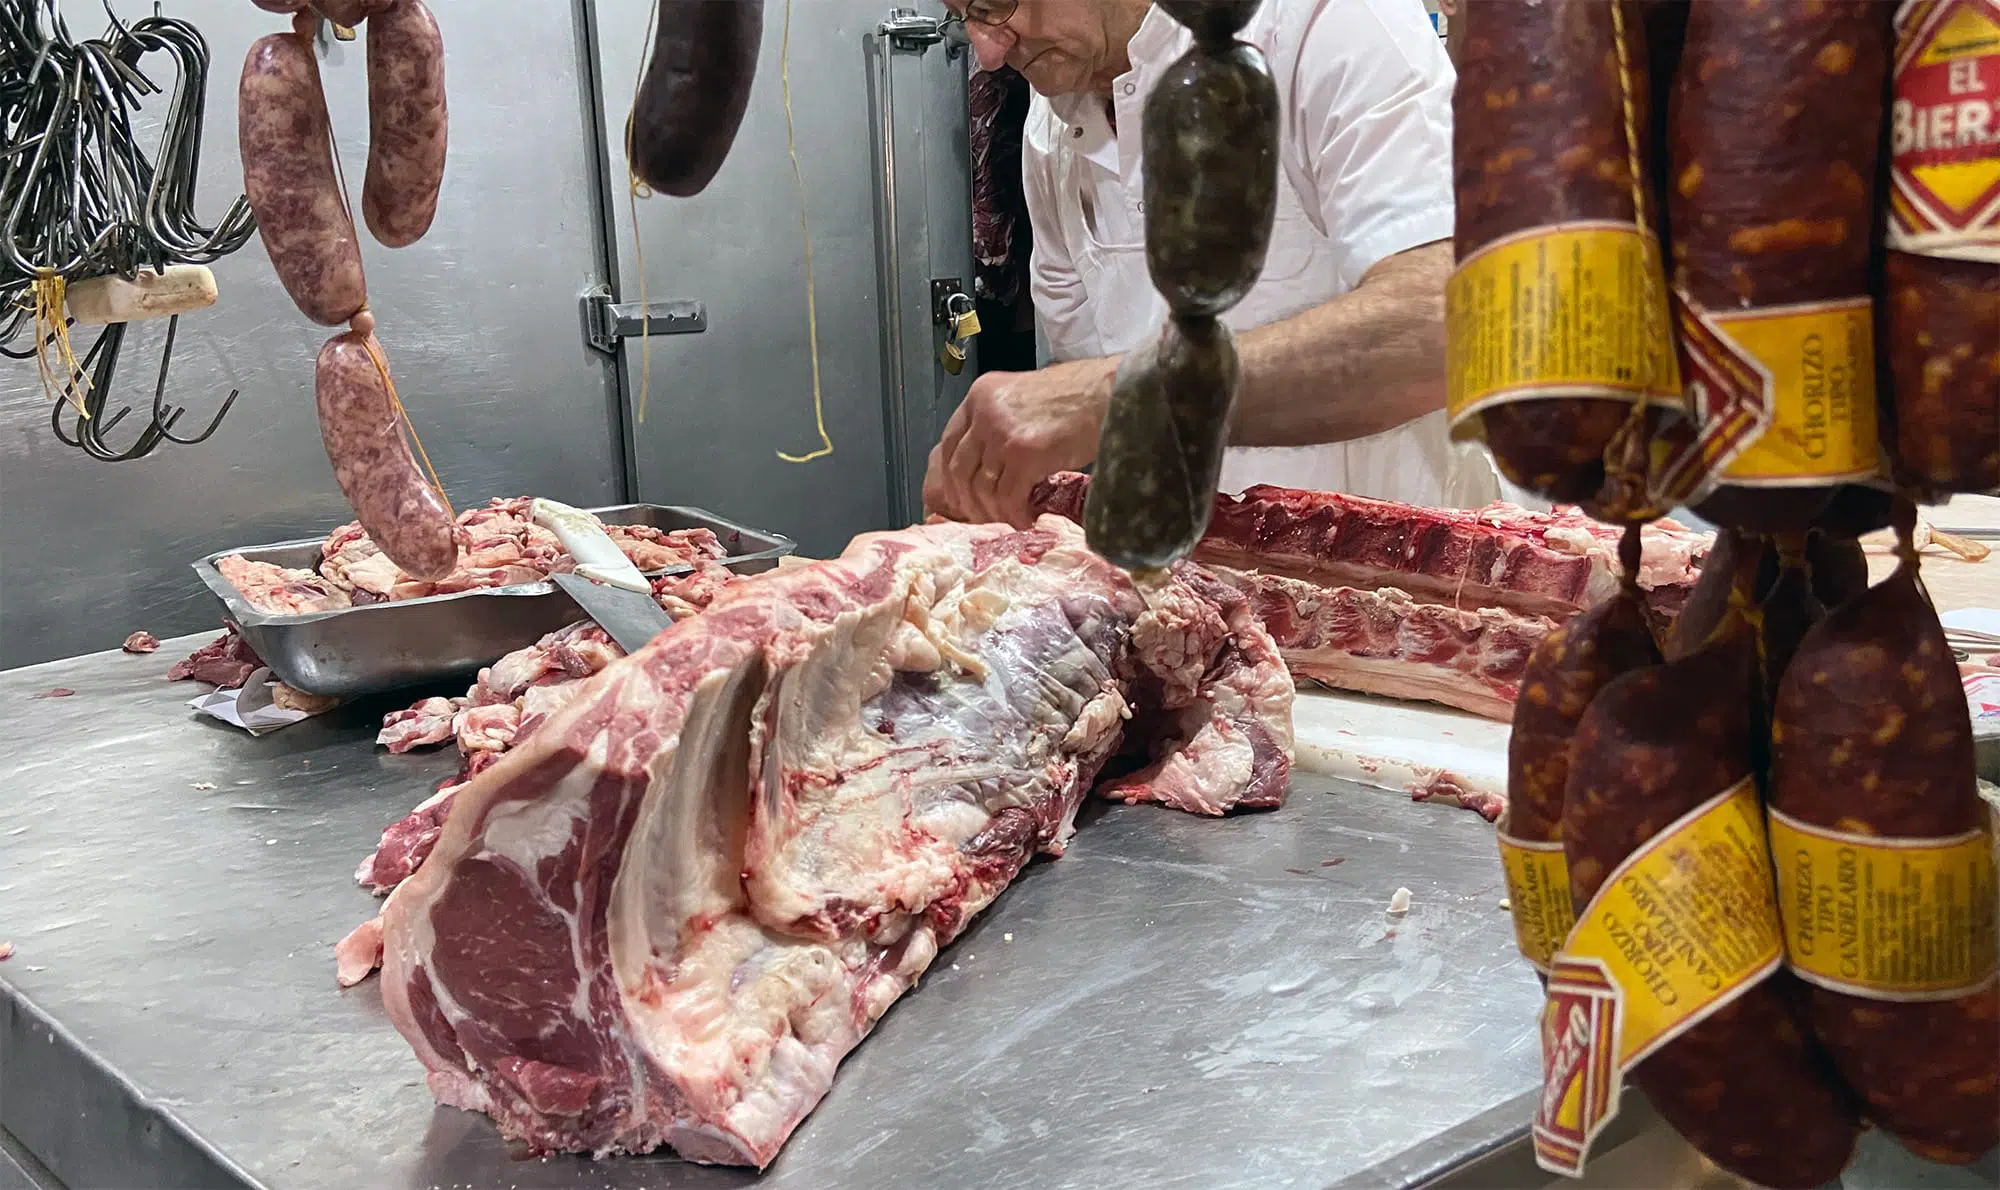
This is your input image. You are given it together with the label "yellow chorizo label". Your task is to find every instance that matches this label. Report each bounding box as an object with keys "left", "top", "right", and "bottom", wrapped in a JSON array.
[
  {"left": 1889, "top": 0, "right": 2000, "bottom": 261},
  {"left": 1445, "top": 221, "right": 1683, "bottom": 428},
  {"left": 1768, "top": 807, "right": 2000, "bottom": 1000},
  {"left": 1658, "top": 296, "right": 1882, "bottom": 502},
  {"left": 1533, "top": 778, "right": 1783, "bottom": 1178},
  {"left": 1498, "top": 832, "right": 1574, "bottom": 974}
]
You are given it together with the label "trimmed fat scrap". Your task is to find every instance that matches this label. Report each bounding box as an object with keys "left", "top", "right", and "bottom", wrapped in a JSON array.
[{"left": 376, "top": 516, "right": 1292, "bottom": 1166}]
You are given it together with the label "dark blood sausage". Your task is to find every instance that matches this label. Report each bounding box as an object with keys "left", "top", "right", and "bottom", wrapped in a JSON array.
[
  {"left": 316, "top": 332, "right": 458, "bottom": 581},
  {"left": 1668, "top": 0, "right": 1889, "bottom": 532},
  {"left": 239, "top": 29, "right": 368, "bottom": 326},
  {"left": 363, "top": 0, "right": 447, "bottom": 248},
  {"left": 1139, "top": 42, "right": 1278, "bottom": 318},
  {"left": 1085, "top": 10, "right": 1276, "bottom": 572},
  {"left": 310, "top": 0, "right": 396, "bottom": 27},
  {"left": 1450, "top": 0, "right": 1672, "bottom": 516},
  {"left": 1769, "top": 552, "right": 2000, "bottom": 1163},
  {"left": 1085, "top": 316, "right": 1239, "bottom": 571},
  {"left": 1562, "top": 606, "right": 1861, "bottom": 1188},
  {"left": 626, "top": 0, "right": 763, "bottom": 197},
  {"left": 1886, "top": 253, "right": 2000, "bottom": 495}
]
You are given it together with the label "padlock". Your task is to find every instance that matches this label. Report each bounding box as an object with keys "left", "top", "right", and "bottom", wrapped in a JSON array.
[
  {"left": 945, "top": 292, "right": 982, "bottom": 341},
  {"left": 940, "top": 338, "right": 967, "bottom": 375}
]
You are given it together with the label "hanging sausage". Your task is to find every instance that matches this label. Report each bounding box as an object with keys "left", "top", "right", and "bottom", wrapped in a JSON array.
[
  {"left": 1446, "top": 0, "right": 1682, "bottom": 522},
  {"left": 1083, "top": 0, "right": 1278, "bottom": 571},
  {"left": 1882, "top": 0, "right": 2000, "bottom": 496},
  {"left": 238, "top": 3, "right": 458, "bottom": 581}
]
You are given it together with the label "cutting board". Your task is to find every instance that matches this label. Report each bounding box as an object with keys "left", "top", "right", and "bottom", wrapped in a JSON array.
[{"left": 1289, "top": 687, "right": 1511, "bottom": 819}]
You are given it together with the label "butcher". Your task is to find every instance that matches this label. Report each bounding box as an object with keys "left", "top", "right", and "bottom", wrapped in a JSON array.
[{"left": 924, "top": 0, "right": 1502, "bottom": 528}]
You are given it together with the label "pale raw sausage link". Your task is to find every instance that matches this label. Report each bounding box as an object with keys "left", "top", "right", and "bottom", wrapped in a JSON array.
[
  {"left": 315, "top": 331, "right": 458, "bottom": 581},
  {"left": 363, "top": 0, "right": 446, "bottom": 248},
  {"left": 239, "top": 29, "right": 368, "bottom": 326}
]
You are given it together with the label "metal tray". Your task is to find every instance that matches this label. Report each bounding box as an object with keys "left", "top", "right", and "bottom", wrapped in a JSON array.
[{"left": 191, "top": 503, "right": 793, "bottom": 698}]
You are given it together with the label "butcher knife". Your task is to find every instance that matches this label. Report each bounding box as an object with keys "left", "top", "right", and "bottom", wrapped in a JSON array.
[{"left": 530, "top": 499, "right": 674, "bottom": 654}]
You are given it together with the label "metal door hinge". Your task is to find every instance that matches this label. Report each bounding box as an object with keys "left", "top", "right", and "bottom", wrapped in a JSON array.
[{"left": 581, "top": 285, "right": 707, "bottom": 355}]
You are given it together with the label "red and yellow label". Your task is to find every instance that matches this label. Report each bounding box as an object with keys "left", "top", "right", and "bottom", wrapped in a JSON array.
[
  {"left": 1533, "top": 778, "right": 1784, "bottom": 1178},
  {"left": 1499, "top": 832, "right": 1574, "bottom": 974},
  {"left": 1890, "top": 0, "right": 2000, "bottom": 260},
  {"left": 1655, "top": 296, "right": 1881, "bottom": 504},
  {"left": 1769, "top": 808, "right": 2000, "bottom": 1000},
  {"left": 1445, "top": 221, "right": 1683, "bottom": 429}
]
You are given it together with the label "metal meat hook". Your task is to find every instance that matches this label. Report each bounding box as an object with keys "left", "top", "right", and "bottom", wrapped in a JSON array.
[
  {"left": 149, "top": 312, "right": 237, "bottom": 445},
  {"left": 43, "top": 312, "right": 240, "bottom": 460}
]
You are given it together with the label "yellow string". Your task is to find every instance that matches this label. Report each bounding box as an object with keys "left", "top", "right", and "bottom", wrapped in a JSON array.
[
  {"left": 32, "top": 271, "right": 90, "bottom": 416},
  {"left": 304, "top": 19, "right": 451, "bottom": 518},
  {"left": 776, "top": 0, "right": 832, "bottom": 463},
  {"left": 361, "top": 332, "right": 456, "bottom": 521},
  {"left": 626, "top": 2, "right": 659, "bottom": 426}
]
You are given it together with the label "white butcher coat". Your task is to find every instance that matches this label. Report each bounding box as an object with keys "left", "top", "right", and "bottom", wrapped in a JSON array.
[{"left": 1024, "top": 0, "right": 1508, "bottom": 509}]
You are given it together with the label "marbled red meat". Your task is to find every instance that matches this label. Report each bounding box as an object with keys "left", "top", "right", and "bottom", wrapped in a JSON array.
[{"left": 375, "top": 516, "right": 1292, "bottom": 1167}]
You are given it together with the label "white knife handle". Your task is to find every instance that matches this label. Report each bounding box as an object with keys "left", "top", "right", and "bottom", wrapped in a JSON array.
[{"left": 530, "top": 499, "right": 650, "bottom": 593}]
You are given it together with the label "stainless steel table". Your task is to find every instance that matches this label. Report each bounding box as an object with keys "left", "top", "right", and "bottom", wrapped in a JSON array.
[{"left": 0, "top": 635, "right": 1555, "bottom": 1189}]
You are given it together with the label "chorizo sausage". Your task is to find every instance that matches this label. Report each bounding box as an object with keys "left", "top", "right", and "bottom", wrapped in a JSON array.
[
  {"left": 627, "top": 0, "right": 763, "bottom": 197},
  {"left": 1666, "top": 0, "right": 1890, "bottom": 532},
  {"left": 362, "top": 0, "right": 447, "bottom": 248},
  {"left": 1448, "top": 0, "right": 1678, "bottom": 517},
  {"left": 1500, "top": 535, "right": 1661, "bottom": 975},
  {"left": 1886, "top": 253, "right": 2000, "bottom": 495},
  {"left": 1663, "top": 529, "right": 1761, "bottom": 661},
  {"left": 1561, "top": 594, "right": 1861, "bottom": 1188},
  {"left": 239, "top": 26, "right": 367, "bottom": 326},
  {"left": 316, "top": 330, "right": 458, "bottom": 581},
  {"left": 1805, "top": 529, "right": 1869, "bottom": 611},
  {"left": 1882, "top": 0, "right": 2000, "bottom": 498},
  {"left": 1768, "top": 522, "right": 2000, "bottom": 1164},
  {"left": 1756, "top": 535, "right": 1823, "bottom": 719}
]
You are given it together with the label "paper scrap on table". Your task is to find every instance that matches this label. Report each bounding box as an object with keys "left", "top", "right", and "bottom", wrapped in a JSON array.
[
  {"left": 1941, "top": 609, "right": 2000, "bottom": 638},
  {"left": 187, "top": 668, "right": 332, "bottom": 736}
]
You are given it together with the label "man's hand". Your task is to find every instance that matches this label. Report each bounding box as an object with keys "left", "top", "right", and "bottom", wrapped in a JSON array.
[{"left": 923, "top": 356, "right": 1118, "bottom": 528}]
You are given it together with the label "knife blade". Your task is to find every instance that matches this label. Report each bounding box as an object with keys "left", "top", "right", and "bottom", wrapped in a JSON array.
[
  {"left": 551, "top": 571, "right": 673, "bottom": 654},
  {"left": 530, "top": 498, "right": 676, "bottom": 654}
]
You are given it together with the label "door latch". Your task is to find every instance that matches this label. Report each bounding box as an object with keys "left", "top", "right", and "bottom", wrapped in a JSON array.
[{"left": 581, "top": 284, "right": 707, "bottom": 356}]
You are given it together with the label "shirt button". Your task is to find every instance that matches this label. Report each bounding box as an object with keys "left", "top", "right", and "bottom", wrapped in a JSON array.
[
  {"left": 1136, "top": 201, "right": 1146, "bottom": 213},
  {"left": 1071, "top": 126, "right": 1084, "bottom": 138},
  {"left": 1122, "top": 82, "right": 1135, "bottom": 96}
]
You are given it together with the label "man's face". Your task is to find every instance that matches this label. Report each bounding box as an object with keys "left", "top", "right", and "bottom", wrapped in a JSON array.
[{"left": 949, "top": 0, "right": 1141, "bottom": 97}]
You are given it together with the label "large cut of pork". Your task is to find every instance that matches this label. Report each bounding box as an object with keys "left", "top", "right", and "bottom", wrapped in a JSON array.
[
  {"left": 1030, "top": 473, "right": 1708, "bottom": 722},
  {"left": 376, "top": 516, "right": 1292, "bottom": 1166}
]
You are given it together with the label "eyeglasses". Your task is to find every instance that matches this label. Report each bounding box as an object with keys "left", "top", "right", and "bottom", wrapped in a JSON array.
[{"left": 961, "top": 0, "right": 1019, "bottom": 27}]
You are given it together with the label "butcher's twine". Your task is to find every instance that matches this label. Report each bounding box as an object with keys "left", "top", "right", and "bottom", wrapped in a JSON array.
[{"left": 33, "top": 270, "right": 91, "bottom": 416}]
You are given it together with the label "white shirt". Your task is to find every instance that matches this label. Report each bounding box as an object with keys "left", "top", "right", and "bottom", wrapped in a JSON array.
[{"left": 1024, "top": 0, "right": 1506, "bottom": 509}]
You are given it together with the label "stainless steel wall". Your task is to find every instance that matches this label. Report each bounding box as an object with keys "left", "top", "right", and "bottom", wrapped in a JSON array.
[
  {"left": 0, "top": 1, "right": 626, "bottom": 668},
  {"left": 589, "top": 0, "right": 973, "bottom": 557}
]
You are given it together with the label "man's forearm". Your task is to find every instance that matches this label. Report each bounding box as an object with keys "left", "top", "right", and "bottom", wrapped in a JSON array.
[{"left": 1228, "top": 240, "right": 1452, "bottom": 448}]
